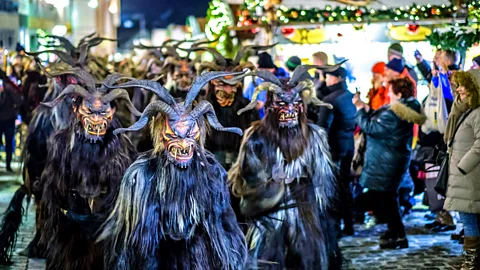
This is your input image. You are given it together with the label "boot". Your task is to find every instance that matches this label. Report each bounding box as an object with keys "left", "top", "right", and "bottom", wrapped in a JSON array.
[{"left": 461, "top": 237, "right": 480, "bottom": 270}]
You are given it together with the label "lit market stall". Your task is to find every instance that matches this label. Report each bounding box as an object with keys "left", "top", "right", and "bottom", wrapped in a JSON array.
[{"left": 205, "top": 0, "right": 480, "bottom": 100}]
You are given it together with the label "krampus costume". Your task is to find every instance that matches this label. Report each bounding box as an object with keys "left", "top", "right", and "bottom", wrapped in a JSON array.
[
  {"left": 229, "top": 65, "right": 342, "bottom": 269},
  {"left": 39, "top": 71, "right": 139, "bottom": 270},
  {"left": 197, "top": 46, "right": 265, "bottom": 169},
  {"left": 0, "top": 63, "right": 100, "bottom": 263},
  {"left": 99, "top": 70, "right": 247, "bottom": 270}
]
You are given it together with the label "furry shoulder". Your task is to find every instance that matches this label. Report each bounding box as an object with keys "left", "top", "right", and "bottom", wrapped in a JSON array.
[{"left": 390, "top": 101, "right": 427, "bottom": 125}]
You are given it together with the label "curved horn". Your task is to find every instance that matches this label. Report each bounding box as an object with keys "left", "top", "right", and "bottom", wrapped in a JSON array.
[
  {"left": 78, "top": 32, "right": 98, "bottom": 46},
  {"left": 237, "top": 82, "right": 282, "bottom": 115},
  {"left": 191, "top": 38, "right": 219, "bottom": 48},
  {"left": 190, "top": 101, "right": 242, "bottom": 136},
  {"left": 103, "top": 79, "right": 175, "bottom": 106},
  {"left": 103, "top": 73, "right": 137, "bottom": 86},
  {"left": 179, "top": 47, "right": 227, "bottom": 66},
  {"left": 233, "top": 43, "right": 278, "bottom": 65},
  {"left": 198, "top": 61, "right": 223, "bottom": 73},
  {"left": 113, "top": 100, "right": 178, "bottom": 135},
  {"left": 25, "top": 50, "right": 75, "bottom": 66},
  {"left": 77, "top": 43, "right": 89, "bottom": 66},
  {"left": 184, "top": 69, "right": 248, "bottom": 108},
  {"left": 246, "top": 69, "right": 282, "bottom": 85},
  {"left": 290, "top": 61, "right": 348, "bottom": 86},
  {"left": 41, "top": 84, "right": 91, "bottom": 108},
  {"left": 86, "top": 37, "right": 117, "bottom": 48},
  {"left": 163, "top": 46, "right": 180, "bottom": 58},
  {"left": 45, "top": 35, "right": 76, "bottom": 55},
  {"left": 101, "top": 89, "right": 142, "bottom": 116}
]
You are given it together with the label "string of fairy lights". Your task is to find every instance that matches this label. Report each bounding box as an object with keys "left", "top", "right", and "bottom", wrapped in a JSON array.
[{"left": 237, "top": 0, "right": 480, "bottom": 26}]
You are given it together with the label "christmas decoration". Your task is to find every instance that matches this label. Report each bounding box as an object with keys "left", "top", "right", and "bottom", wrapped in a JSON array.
[
  {"left": 389, "top": 24, "right": 432, "bottom": 41},
  {"left": 205, "top": 0, "right": 236, "bottom": 57},
  {"left": 237, "top": 2, "right": 477, "bottom": 26},
  {"left": 427, "top": 26, "right": 480, "bottom": 52},
  {"left": 285, "top": 28, "right": 327, "bottom": 44}
]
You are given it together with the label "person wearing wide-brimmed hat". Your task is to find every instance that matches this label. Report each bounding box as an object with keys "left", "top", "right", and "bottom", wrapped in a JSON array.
[{"left": 444, "top": 69, "right": 480, "bottom": 270}]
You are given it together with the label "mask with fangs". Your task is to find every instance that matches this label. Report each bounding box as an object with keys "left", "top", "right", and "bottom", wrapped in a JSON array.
[
  {"left": 42, "top": 71, "right": 142, "bottom": 142},
  {"left": 237, "top": 63, "right": 348, "bottom": 127},
  {"left": 107, "top": 69, "right": 248, "bottom": 168}
]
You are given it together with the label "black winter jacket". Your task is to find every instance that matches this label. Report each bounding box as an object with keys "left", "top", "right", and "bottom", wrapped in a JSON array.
[
  {"left": 0, "top": 80, "right": 23, "bottom": 122},
  {"left": 317, "top": 81, "right": 356, "bottom": 159},
  {"left": 357, "top": 97, "right": 426, "bottom": 192}
]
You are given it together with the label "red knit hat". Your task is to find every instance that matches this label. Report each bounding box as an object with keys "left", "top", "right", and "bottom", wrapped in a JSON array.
[{"left": 372, "top": 62, "right": 386, "bottom": 74}]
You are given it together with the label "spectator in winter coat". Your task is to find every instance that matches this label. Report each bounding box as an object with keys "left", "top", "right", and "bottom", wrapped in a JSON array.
[
  {"left": 312, "top": 51, "right": 329, "bottom": 99},
  {"left": 368, "top": 62, "right": 389, "bottom": 110},
  {"left": 388, "top": 43, "right": 418, "bottom": 83},
  {"left": 444, "top": 70, "right": 480, "bottom": 269},
  {"left": 0, "top": 69, "right": 23, "bottom": 172},
  {"left": 353, "top": 78, "right": 426, "bottom": 249},
  {"left": 317, "top": 66, "right": 356, "bottom": 236}
]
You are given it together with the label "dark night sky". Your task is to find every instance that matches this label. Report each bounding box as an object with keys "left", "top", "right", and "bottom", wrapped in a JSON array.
[{"left": 121, "top": 0, "right": 210, "bottom": 28}]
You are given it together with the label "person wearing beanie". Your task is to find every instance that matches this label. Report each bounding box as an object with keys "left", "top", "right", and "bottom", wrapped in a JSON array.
[
  {"left": 385, "top": 58, "right": 417, "bottom": 96},
  {"left": 368, "top": 62, "right": 389, "bottom": 110},
  {"left": 388, "top": 43, "right": 419, "bottom": 83},
  {"left": 317, "top": 65, "right": 356, "bottom": 237},
  {"left": 286, "top": 56, "right": 312, "bottom": 81}
]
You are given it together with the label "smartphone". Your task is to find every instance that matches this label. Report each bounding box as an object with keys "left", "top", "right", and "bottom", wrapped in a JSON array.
[{"left": 414, "top": 50, "right": 421, "bottom": 59}]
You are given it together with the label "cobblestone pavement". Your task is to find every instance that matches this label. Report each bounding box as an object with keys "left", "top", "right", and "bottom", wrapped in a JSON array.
[
  {"left": 0, "top": 164, "right": 466, "bottom": 269},
  {"left": 340, "top": 213, "right": 464, "bottom": 270}
]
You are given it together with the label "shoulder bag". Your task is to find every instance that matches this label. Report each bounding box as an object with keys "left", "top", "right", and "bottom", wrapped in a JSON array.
[{"left": 434, "top": 109, "right": 473, "bottom": 196}]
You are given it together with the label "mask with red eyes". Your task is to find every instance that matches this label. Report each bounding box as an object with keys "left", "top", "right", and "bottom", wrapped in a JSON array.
[
  {"left": 272, "top": 94, "right": 303, "bottom": 128},
  {"left": 74, "top": 98, "right": 116, "bottom": 141},
  {"left": 162, "top": 117, "right": 201, "bottom": 167}
]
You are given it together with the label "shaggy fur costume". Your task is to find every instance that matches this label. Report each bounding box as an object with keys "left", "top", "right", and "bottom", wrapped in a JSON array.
[
  {"left": 98, "top": 71, "right": 247, "bottom": 270},
  {"left": 229, "top": 65, "right": 344, "bottom": 269},
  {"left": 205, "top": 83, "right": 259, "bottom": 169},
  {"left": 100, "top": 150, "right": 246, "bottom": 270},
  {"left": 41, "top": 115, "right": 136, "bottom": 270}
]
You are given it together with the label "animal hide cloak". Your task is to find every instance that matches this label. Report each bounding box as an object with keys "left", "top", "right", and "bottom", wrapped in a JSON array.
[
  {"left": 100, "top": 150, "right": 247, "bottom": 270},
  {"left": 40, "top": 117, "right": 136, "bottom": 270},
  {"left": 229, "top": 123, "right": 341, "bottom": 270}
]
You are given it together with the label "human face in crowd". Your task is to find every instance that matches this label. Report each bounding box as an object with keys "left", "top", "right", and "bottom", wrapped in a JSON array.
[
  {"left": 325, "top": 74, "right": 339, "bottom": 87},
  {"left": 456, "top": 85, "right": 468, "bottom": 101},
  {"left": 384, "top": 67, "right": 399, "bottom": 82},
  {"left": 313, "top": 57, "right": 326, "bottom": 67},
  {"left": 388, "top": 85, "right": 402, "bottom": 104},
  {"left": 372, "top": 72, "right": 384, "bottom": 85}
]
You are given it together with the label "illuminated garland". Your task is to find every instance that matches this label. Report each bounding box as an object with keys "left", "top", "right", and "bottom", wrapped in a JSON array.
[
  {"left": 237, "top": 1, "right": 480, "bottom": 26},
  {"left": 427, "top": 26, "right": 480, "bottom": 51},
  {"left": 205, "top": 0, "right": 236, "bottom": 57}
]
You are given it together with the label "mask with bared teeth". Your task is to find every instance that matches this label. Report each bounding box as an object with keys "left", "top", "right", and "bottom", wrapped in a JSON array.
[
  {"left": 109, "top": 70, "right": 248, "bottom": 168},
  {"left": 41, "top": 71, "right": 142, "bottom": 142},
  {"left": 237, "top": 63, "right": 349, "bottom": 125}
]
